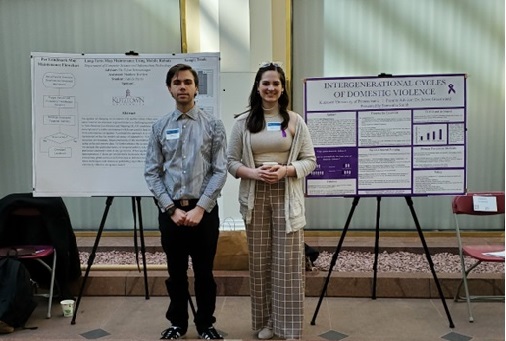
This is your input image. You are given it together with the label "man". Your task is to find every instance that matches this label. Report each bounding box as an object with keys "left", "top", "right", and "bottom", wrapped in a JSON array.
[{"left": 145, "top": 63, "right": 227, "bottom": 340}]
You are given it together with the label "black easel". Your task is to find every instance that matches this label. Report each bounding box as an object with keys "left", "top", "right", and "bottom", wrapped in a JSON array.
[
  {"left": 71, "top": 196, "right": 149, "bottom": 324},
  {"left": 310, "top": 196, "right": 455, "bottom": 329},
  {"left": 131, "top": 196, "right": 149, "bottom": 296}
]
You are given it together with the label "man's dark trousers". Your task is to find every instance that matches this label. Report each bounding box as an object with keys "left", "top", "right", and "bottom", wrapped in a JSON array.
[{"left": 159, "top": 203, "right": 220, "bottom": 333}]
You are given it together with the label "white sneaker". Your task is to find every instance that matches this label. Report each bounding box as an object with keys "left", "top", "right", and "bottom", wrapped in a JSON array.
[{"left": 258, "top": 327, "right": 274, "bottom": 340}]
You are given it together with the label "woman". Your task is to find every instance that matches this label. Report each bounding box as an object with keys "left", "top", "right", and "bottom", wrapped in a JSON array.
[{"left": 227, "top": 62, "right": 316, "bottom": 340}]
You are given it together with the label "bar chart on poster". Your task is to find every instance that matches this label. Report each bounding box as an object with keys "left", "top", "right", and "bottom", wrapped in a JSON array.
[
  {"left": 303, "top": 74, "right": 467, "bottom": 197},
  {"left": 31, "top": 52, "right": 220, "bottom": 197}
]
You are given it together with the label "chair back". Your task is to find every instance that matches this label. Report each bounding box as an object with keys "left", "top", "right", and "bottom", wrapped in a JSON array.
[
  {"left": 452, "top": 192, "right": 505, "bottom": 216},
  {"left": 5, "top": 207, "right": 50, "bottom": 246},
  {"left": 0, "top": 193, "right": 81, "bottom": 299}
]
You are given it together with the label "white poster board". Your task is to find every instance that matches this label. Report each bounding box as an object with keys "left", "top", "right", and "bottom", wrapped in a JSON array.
[
  {"left": 304, "top": 74, "right": 467, "bottom": 197},
  {"left": 31, "top": 52, "right": 220, "bottom": 197}
]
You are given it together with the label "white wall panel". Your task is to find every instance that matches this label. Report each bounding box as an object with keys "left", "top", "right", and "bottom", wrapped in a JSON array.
[
  {"left": 0, "top": 0, "right": 181, "bottom": 229},
  {"left": 1, "top": 0, "right": 503, "bottom": 231},
  {"left": 293, "top": 0, "right": 504, "bottom": 230}
]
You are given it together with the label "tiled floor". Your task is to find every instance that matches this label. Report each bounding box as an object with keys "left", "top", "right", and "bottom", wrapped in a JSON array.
[
  {"left": 4, "top": 294, "right": 504, "bottom": 340},
  {"left": 3, "top": 232, "right": 503, "bottom": 340}
]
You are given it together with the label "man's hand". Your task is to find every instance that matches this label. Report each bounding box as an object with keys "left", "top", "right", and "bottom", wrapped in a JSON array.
[
  {"left": 183, "top": 206, "right": 205, "bottom": 226},
  {"left": 171, "top": 208, "right": 187, "bottom": 226}
]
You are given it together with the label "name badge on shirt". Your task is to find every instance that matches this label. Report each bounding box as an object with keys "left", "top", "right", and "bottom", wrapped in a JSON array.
[
  {"left": 267, "top": 122, "right": 282, "bottom": 131},
  {"left": 165, "top": 128, "right": 180, "bottom": 140}
]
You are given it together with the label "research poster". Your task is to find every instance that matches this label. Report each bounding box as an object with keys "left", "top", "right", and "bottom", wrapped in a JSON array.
[
  {"left": 304, "top": 74, "right": 467, "bottom": 197},
  {"left": 31, "top": 52, "right": 220, "bottom": 197}
]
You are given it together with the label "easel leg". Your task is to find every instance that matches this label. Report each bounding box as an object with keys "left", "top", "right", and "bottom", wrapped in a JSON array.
[
  {"left": 372, "top": 196, "right": 381, "bottom": 299},
  {"left": 405, "top": 196, "right": 455, "bottom": 328},
  {"left": 131, "top": 197, "right": 140, "bottom": 271},
  {"left": 135, "top": 197, "right": 150, "bottom": 299},
  {"left": 311, "top": 197, "right": 360, "bottom": 325},
  {"left": 71, "top": 196, "right": 114, "bottom": 325}
]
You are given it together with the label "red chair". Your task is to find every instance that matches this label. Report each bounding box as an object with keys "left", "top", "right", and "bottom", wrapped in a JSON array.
[
  {"left": 452, "top": 191, "right": 505, "bottom": 322},
  {"left": 0, "top": 193, "right": 81, "bottom": 302},
  {"left": 0, "top": 245, "right": 56, "bottom": 319},
  {"left": 0, "top": 206, "right": 58, "bottom": 319}
]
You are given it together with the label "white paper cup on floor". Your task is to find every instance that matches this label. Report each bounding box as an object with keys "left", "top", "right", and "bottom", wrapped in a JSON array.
[{"left": 60, "top": 299, "right": 75, "bottom": 317}]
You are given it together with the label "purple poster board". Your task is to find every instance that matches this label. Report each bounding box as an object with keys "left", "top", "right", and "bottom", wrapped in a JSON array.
[{"left": 304, "top": 74, "right": 467, "bottom": 197}]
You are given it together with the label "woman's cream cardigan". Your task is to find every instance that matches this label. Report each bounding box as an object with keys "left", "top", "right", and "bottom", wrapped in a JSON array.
[{"left": 227, "top": 111, "right": 317, "bottom": 233}]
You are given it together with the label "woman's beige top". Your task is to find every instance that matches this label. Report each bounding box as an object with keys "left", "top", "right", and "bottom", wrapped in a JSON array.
[{"left": 250, "top": 112, "right": 293, "bottom": 166}]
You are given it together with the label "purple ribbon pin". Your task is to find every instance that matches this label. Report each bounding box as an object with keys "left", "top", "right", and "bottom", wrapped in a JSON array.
[{"left": 281, "top": 129, "right": 286, "bottom": 137}]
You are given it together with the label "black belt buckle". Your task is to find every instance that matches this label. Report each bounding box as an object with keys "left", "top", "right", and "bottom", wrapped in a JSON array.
[{"left": 180, "top": 199, "right": 190, "bottom": 207}]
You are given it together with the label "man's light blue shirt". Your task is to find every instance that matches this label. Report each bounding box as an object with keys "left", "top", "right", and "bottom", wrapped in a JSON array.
[{"left": 144, "top": 105, "right": 227, "bottom": 212}]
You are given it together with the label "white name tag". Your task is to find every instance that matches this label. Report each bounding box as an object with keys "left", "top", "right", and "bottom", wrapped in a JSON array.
[
  {"left": 267, "top": 122, "right": 281, "bottom": 131},
  {"left": 165, "top": 128, "right": 180, "bottom": 140}
]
